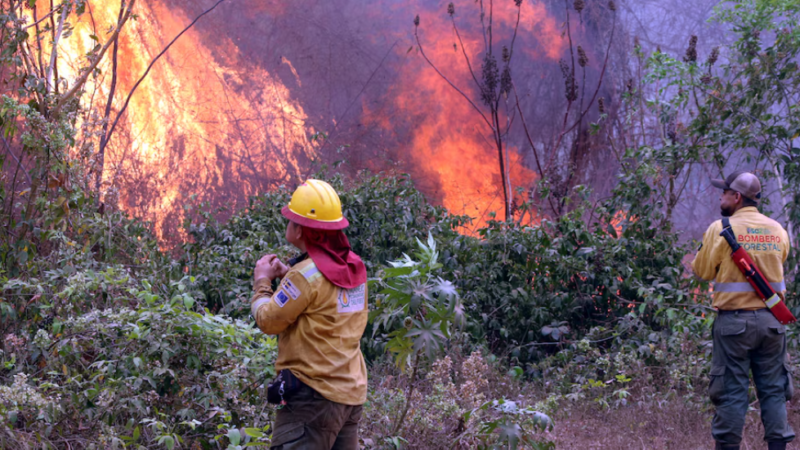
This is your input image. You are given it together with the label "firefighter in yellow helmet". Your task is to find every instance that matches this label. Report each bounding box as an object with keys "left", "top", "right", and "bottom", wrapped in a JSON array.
[{"left": 250, "top": 179, "right": 368, "bottom": 450}]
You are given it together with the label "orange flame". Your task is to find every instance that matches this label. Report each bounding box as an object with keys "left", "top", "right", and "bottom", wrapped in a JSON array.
[
  {"left": 365, "top": 0, "right": 565, "bottom": 230},
  {"left": 42, "top": 0, "right": 570, "bottom": 240},
  {"left": 56, "top": 1, "right": 317, "bottom": 240}
]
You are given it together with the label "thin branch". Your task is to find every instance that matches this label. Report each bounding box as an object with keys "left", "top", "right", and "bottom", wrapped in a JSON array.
[
  {"left": 48, "top": 0, "right": 56, "bottom": 92},
  {"left": 22, "top": 7, "right": 55, "bottom": 30},
  {"left": 544, "top": 3, "right": 579, "bottom": 175},
  {"left": 4, "top": 154, "right": 22, "bottom": 236},
  {"left": 519, "top": 334, "right": 618, "bottom": 348},
  {"left": 611, "top": 292, "right": 715, "bottom": 313},
  {"left": 391, "top": 351, "right": 421, "bottom": 436},
  {"left": 53, "top": 0, "right": 137, "bottom": 114},
  {"left": 414, "top": 26, "right": 493, "bottom": 129},
  {"left": 19, "top": 40, "right": 45, "bottom": 113},
  {"left": 559, "top": 63, "right": 590, "bottom": 211},
  {"left": 492, "top": 107, "right": 510, "bottom": 219},
  {"left": 565, "top": 0, "right": 576, "bottom": 94},
  {"left": 450, "top": 18, "right": 482, "bottom": 91},
  {"left": 31, "top": 6, "right": 46, "bottom": 80},
  {"left": 512, "top": 82, "right": 558, "bottom": 215},
  {"left": 488, "top": 0, "right": 493, "bottom": 51},
  {"left": 479, "top": 0, "right": 488, "bottom": 51},
  {"left": 96, "top": 0, "right": 126, "bottom": 193},
  {"left": 673, "top": 164, "right": 694, "bottom": 205},
  {"left": 1, "top": 137, "right": 31, "bottom": 185},
  {"left": 506, "top": 0, "right": 522, "bottom": 62},
  {"left": 549, "top": 11, "right": 617, "bottom": 168},
  {"left": 103, "top": 0, "right": 226, "bottom": 146},
  {"left": 46, "top": 1, "right": 68, "bottom": 94}
]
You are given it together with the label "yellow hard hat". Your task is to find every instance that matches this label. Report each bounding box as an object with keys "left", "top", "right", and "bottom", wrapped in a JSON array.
[{"left": 280, "top": 179, "right": 349, "bottom": 230}]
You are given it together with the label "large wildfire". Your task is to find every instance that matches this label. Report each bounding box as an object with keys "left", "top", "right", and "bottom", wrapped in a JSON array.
[
  {"left": 368, "top": 0, "right": 565, "bottom": 230},
  {"left": 59, "top": 1, "right": 317, "bottom": 240},
  {"left": 50, "top": 0, "right": 593, "bottom": 240}
]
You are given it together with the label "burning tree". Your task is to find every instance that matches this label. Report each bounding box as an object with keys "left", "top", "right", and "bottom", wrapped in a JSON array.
[
  {"left": 414, "top": 0, "right": 618, "bottom": 220},
  {"left": 0, "top": 0, "right": 136, "bottom": 272}
]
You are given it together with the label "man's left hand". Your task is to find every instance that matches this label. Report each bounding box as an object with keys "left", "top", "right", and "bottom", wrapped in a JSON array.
[{"left": 270, "top": 258, "right": 290, "bottom": 279}]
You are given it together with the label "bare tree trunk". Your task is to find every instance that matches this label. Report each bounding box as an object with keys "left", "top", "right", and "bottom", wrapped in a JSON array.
[
  {"left": 492, "top": 112, "right": 511, "bottom": 220},
  {"left": 96, "top": 0, "right": 126, "bottom": 195},
  {"left": 46, "top": 1, "right": 67, "bottom": 95}
]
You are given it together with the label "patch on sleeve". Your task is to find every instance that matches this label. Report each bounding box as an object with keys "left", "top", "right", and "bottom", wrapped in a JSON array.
[
  {"left": 282, "top": 280, "right": 301, "bottom": 300},
  {"left": 337, "top": 283, "right": 366, "bottom": 313},
  {"left": 274, "top": 290, "right": 291, "bottom": 308}
]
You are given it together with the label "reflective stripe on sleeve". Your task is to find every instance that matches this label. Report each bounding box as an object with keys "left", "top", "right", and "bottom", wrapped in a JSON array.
[
  {"left": 301, "top": 264, "right": 322, "bottom": 283},
  {"left": 251, "top": 297, "right": 272, "bottom": 317},
  {"left": 713, "top": 281, "right": 786, "bottom": 293}
]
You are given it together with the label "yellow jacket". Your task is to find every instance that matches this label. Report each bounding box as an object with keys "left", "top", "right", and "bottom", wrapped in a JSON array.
[
  {"left": 692, "top": 207, "right": 790, "bottom": 311},
  {"left": 250, "top": 258, "right": 368, "bottom": 405}
]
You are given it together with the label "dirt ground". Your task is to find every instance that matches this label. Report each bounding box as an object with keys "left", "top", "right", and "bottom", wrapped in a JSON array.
[{"left": 549, "top": 400, "right": 800, "bottom": 449}]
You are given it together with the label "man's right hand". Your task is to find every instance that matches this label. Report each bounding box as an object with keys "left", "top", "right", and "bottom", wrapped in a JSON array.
[{"left": 254, "top": 254, "right": 278, "bottom": 282}]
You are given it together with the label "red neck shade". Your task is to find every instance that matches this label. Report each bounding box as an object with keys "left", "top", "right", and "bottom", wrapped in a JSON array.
[{"left": 303, "top": 228, "right": 367, "bottom": 289}]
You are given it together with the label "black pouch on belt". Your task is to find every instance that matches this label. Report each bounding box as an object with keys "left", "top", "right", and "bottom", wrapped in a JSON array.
[{"left": 267, "top": 369, "right": 303, "bottom": 405}]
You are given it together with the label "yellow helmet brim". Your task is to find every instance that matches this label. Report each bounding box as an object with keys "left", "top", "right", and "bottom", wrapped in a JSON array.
[{"left": 281, "top": 205, "right": 349, "bottom": 230}]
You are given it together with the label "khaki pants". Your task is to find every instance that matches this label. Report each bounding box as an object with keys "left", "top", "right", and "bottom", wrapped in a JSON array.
[
  {"left": 710, "top": 309, "right": 795, "bottom": 446},
  {"left": 270, "top": 384, "right": 362, "bottom": 450}
]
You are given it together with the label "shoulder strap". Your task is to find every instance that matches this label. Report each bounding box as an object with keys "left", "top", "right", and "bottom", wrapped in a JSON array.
[{"left": 718, "top": 217, "right": 740, "bottom": 251}]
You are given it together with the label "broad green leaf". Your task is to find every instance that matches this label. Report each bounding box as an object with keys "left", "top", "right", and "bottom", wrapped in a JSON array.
[
  {"left": 243, "top": 428, "right": 264, "bottom": 438},
  {"left": 227, "top": 428, "right": 241, "bottom": 446},
  {"left": 158, "top": 435, "right": 174, "bottom": 450}
]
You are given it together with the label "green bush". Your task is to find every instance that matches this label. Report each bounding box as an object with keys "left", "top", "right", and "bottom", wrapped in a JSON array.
[{"left": 182, "top": 173, "right": 467, "bottom": 312}]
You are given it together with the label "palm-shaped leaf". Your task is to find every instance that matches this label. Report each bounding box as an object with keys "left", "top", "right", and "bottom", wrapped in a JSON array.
[
  {"left": 406, "top": 320, "right": 446, "bottom": 360},
  {"left": 433, "top": 277, "right": 458, "bottom": 299}
]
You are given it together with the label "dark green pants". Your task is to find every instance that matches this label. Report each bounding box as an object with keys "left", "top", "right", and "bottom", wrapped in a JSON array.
[
  {"left": 710, "top": 309, "right": 795, "bottom": 446},
  {"left": 270, "top": 384, "right": 362, "bottom": 450}
]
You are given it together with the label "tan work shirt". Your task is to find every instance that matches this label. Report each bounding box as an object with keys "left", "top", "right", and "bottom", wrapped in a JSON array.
[
  {"left": 692, "top": 207, "right": 790, "bottom": 311},
  {"left": 250, "top": 258, "right": 368, "bottom": 405}
]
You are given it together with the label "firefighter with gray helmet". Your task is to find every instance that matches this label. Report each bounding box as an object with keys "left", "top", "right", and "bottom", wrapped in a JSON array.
[
  {"left": 692, "top": 171, "right": 795, "bottom": 450},
  {"left": 250, "top": 179, "right": 368, "bottom": 450}
]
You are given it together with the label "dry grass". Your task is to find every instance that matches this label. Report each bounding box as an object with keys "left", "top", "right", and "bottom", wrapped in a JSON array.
[
  {"left": 549, "top": 398, "right": 800, "bottom": 450},
  {"left": 365, "top": 352, "right": 800, "bottom": 449}
]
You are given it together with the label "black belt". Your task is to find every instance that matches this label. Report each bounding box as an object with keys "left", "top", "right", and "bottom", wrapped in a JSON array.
[{"left": 717, "top": 308, "right": 767, "bottom": 315}]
